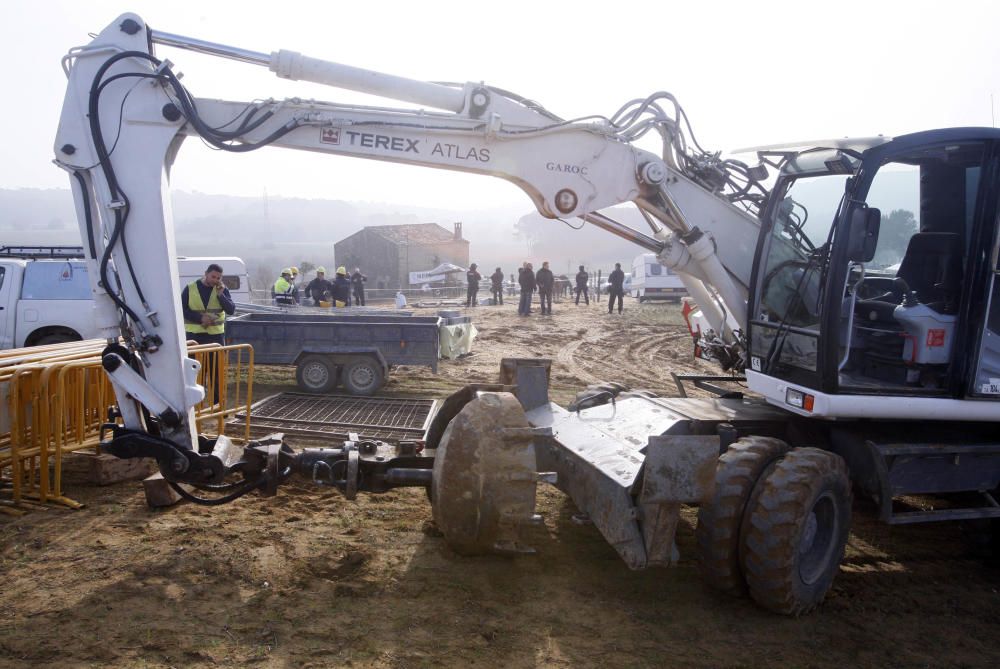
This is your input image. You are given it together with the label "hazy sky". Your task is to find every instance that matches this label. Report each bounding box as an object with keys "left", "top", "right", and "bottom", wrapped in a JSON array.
[{"left": 3, "top": 0, "right": 1000, "bottom": 212}]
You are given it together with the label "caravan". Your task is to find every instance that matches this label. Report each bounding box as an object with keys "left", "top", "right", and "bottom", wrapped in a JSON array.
[{"left": 631, "top": 253, "right": 687, "bottom": 302}]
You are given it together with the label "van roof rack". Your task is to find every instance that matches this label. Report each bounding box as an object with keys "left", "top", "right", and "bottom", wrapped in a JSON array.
[{"left": 0, "top": 245, "right": 86, "bottom": 259}]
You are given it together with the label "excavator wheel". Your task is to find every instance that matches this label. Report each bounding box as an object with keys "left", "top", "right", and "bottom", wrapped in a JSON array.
[
  {"left": 431, "top": 391, "right": 538, "bottom": 556},
  {"left": 696, "top": 436, "right": 791, "bottom": 595},
  {"left": 741, "top": 447, "right": 852, "bottom": 616}
]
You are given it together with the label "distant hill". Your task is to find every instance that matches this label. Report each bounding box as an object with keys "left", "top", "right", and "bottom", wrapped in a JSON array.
[
  {"left": 0, "top": 188, "right": 652, "bottom": 278},
  {"left": 0, "top": 175, "right": 920, "bottom": 288}
]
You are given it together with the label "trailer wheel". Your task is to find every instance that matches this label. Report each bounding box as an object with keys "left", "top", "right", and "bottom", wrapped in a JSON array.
[
  {"left": 341, "top": 357, "right": 385, "bottom": 395},
  {"left": 696, "top": 436, "right": 790, "bottom": 595},
  {"left": 741, "top": 448, "right": 852, "bottom": 616},
  {"left": 295, "top": 355, "right": 337, "bottom": 393}
]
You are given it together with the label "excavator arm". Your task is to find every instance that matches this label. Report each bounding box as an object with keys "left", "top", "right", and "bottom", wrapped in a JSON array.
[{"left": 54, "top": 13, "right": 766, "bottom": 454}]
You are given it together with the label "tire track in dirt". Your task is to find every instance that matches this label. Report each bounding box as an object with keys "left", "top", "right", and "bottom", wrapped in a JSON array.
[
  {"left": 555, "top": 337, "right": 605, "bottom": 386},
  {"left": 572, "top": 328, "right": 694, "bottom": 391}
]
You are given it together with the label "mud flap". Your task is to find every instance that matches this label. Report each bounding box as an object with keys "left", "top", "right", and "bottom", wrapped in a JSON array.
[{"left": 638, "top": 435, "right": 719, "bottom": 565}]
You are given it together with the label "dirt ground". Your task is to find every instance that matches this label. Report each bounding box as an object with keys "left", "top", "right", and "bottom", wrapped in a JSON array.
[{"left": 2, "top": 296, "right": 1000, "bottom": 668}]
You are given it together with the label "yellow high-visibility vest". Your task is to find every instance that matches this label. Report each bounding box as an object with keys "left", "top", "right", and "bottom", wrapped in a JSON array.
[{"left": 185, "top": 281, "right": 225, "bottom": 335}]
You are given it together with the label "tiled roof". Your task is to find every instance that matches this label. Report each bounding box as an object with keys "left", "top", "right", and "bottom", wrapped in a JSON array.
[{"left": 367, "top": 223, "right": 464, "bottom": 245}]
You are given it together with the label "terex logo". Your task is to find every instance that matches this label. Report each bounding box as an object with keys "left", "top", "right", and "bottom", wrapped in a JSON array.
[
  {"left": 345, "top": 131, "right": 420, "bottom": 153},
  {"left": 320, "top": 128, "right": 341, "bottom": 145}
]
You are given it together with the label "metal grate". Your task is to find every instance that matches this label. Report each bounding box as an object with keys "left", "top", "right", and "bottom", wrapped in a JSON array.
[{"left": 230, "top": 393, "right": 437, "bottom": 443}]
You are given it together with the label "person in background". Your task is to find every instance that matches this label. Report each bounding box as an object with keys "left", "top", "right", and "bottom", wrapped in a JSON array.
[
  {"left": 575, "top": 265, "right": 590, "bottom": 306},
  {"left": 182, "top": 263, "right": 235, "bottom": 345},
  {"left": 305, "top": 267, "right": 332, "bottom": 306},
  {"left": 535, "top": 260, "right": 554, "bottom": 315},
  {"left": 332, "top": 266, "right": 352, "bottom": 307},
  {"left": 466, "top": 263, "right": 482, "bottom": 307},
  {"left": 272, "top": 268, "right": 299, "bottom": 306},
  {"left": 351, "top": 267, "right": 367, "bottom": 306},
  {"left": 490, "top": 266, "right": 505, "bottom": 305},
  {"left": 518, "top": 261, "right": 536, "bottom": 316},
  {"left": 608, "top": 262, "right": 626, "bottom": 314}
]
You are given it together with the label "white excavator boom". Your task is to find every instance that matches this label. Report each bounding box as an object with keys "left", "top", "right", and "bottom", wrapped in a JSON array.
[{"left": 55, "top": 14, "right": 765, "bottom": 445}]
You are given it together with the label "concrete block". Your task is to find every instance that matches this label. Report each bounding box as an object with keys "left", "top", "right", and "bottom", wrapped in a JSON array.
[
  {"left": 142, "top": 472, "right": 183, "bottom": 508},
  {"left": 87, "top": 453, "right": 158, "bottom": 485}
]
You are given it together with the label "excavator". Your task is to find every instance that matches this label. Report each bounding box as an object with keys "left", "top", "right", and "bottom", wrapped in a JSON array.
[{"left": 54, "top": 13, "right": 1000, "bottom": 615}]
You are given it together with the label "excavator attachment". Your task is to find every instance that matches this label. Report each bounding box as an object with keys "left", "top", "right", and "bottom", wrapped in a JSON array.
[{"left": 431, "top": 392, "right": 548, "bottom": 555}]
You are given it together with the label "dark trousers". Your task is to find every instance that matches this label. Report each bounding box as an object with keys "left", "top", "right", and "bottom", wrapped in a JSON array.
[
  {"left": 188, "top": 332, "right": 225, "bottom": 403},
  {"left": 539, "top": 290, "right": 552, "bottom": 314},
  {"left": 575, "top": 286, "right": 589, "bottom": 305},
  {"left": 518, "top": 290, "right": 533, "bottom": 315},
  {"left": 466, "top": 286, "right": 478, "bottom": 307},
  {"left": 492, "top": 287, "right": 503, "bottom": 305},
  {"left": 608, "top": 289, "right": 624, "bottom": 313},
  {"left": 188, "top": 332, "right": 225, "bottom": 346},
  {"left": 353, "top": 288, "right": 365, "bottom": 306}
]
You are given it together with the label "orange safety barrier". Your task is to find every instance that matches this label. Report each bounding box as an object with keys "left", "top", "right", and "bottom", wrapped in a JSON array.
[{"left": 0, "top": 341, "right": 254, "bottom": 514}]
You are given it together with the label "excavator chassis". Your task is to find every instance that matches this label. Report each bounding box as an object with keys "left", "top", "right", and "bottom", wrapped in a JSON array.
[
  {"left": 104, "top": 358, "right": 791, "bottom": 566},
  {"left": 105, "top": 357, "right": 1000, "bottom": 614}
]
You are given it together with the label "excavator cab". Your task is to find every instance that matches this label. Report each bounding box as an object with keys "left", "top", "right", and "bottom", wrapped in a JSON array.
[{"left": 748, "top": 129, "right": 1000, "bottom": 414}]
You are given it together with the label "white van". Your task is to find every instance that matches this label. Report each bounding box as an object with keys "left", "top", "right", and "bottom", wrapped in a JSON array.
[
  {"left": 631, "top": 253, "right": 687, "bottom": 302},
  {"left": 0, "top": 247, "right": 248, "bottom": 349},
  {"left": 599, "top": 273, "right": 632, "bottom": 295}
]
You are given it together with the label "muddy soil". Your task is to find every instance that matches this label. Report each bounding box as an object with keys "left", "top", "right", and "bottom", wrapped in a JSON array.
[{"left": 2, "top": 297, "right": 999, "bottom": 668}]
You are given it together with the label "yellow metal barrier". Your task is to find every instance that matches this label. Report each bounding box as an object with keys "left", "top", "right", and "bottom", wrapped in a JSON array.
[{"left": 1, "top": 341, "right": 255, "bottom": 513}]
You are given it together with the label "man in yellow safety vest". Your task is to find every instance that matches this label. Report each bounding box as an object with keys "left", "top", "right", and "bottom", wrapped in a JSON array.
[
  {"left": 181, "top": 263, "right": 235, "bottom": 345},
  {"left": 272, "top": 268, "right": 299, "bottom": 306}
]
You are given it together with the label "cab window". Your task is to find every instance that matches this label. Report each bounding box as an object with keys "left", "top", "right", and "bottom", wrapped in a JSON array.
[{"left": 21, "top": 262, "right": 92, "bottom": 300}]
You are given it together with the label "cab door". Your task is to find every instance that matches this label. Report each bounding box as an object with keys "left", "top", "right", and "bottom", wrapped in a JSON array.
[
  {"left": 970, "top": 196, "right": 1000, "bottom": 398},
  {"left": 0, "top": 263, "right": 14, "bottom": 349}
]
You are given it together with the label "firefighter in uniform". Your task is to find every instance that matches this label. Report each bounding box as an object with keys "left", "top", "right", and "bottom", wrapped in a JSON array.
[
  {"left": 272, "top": 268, "right": 299, "bottom": 306},
  {"left": 332, "top": 266, "right": 353, "bottom": 307}
]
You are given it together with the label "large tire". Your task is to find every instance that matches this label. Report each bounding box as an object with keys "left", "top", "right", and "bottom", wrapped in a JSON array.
[
  {"left": 741, "top": 447, "right": 852, "bottom": 616},
  {"left": 295, "top": 355, "right": 338, "bottom": 393},
  {"left": 341, "top": 357, "right": 385, "bottom": 396},
  {"left": 696, "top": 436, "right": 791, "bottom": 595}
]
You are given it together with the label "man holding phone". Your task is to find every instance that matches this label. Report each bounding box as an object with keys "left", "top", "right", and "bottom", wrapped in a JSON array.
[{"left": 181, "top": 263, "right": 235, "bottom": 345}]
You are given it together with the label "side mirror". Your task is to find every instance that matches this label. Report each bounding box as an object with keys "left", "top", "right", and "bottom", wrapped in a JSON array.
[{"left": 847, "top": 206, "right": 880, "bottom": 263}]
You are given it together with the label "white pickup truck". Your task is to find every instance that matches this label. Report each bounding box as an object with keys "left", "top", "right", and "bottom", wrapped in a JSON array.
[{"left": 0, "top": 247, "right": 249, "bottom": 349}]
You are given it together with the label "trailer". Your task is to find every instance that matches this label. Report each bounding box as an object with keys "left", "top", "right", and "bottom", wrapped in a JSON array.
[{"left": 225, "top": 311, "right": 473, "bottom": 395}]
